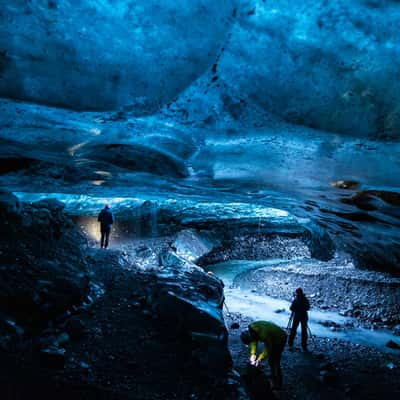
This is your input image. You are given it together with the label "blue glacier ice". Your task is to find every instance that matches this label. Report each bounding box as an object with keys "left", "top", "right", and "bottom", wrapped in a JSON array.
[
  {"left": 0, "top": 0, "right": 399, "bottom": 272},
  {"left": 0, "top": 0, "right": 234, "bottom": 111}
]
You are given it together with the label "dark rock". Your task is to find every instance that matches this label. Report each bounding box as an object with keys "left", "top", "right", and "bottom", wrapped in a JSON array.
[
  {"left": 241, "top": 365, "right": 273, "bottom": 400},
  {"left": 79, "top": 361, "right": 90, "bottom": 370},
  {"left": 342, "top": 190, "right": 400, "bottom": 211},
  {"left": 39, "top": 348, "right": 66, "bottom": 369},
  {"left": 302, "top": 221, "right": 335, "bottom": 261},
  {"left": 0, "top": 318, "right": 24, "bottom": 337},
  {"left": 130, "top": 301, "right": 142, "bottom": 309},
  {"left": 230, "top": 322, "right": 240, "bottom": 330},
  {"left": 319, "top": 362, "right": 337, "bottom": 371},
  {"left": 345, "top": 383, "right": 362, "bottom": 396},
  {"left": 57, "top": 332, "right": 70, "bottom": 346},
  {"left": 386, "top": 340, "right": 400, "bottom": 350},
  {"left": 141, "top": 310, "right": 152, "bottom": 318},
  {"left": 319, "top": 320, "right": 342, "bottom": 329},
  {"left": 148, "top": 257, "right": 231, "bottom": 376},
  {"left": 319, "top": 367, "right": 338, "bottom": 385},
  {"left": 0, "top": 190, "right": 20, "bottom": 216},
  {"left": 393, "top": 325, "right": 400, "bottom": 336},
  {"left": 36, "top": 334, "right": 58, "bottom": 350},
  {"left": 0, "top": 194, "right": 90, "bottom": 333},
  {"left": 135, "top": 246, "right": 152, "bottom": 257},
  {"left": 386, "top": 362, "right": 396, "bottom": 370},
  {"left": 192, "top": 340, "right": 232, "bottom": 372},
  {"left": 159, "top": 250, "right": 190, "bottom": 269}
]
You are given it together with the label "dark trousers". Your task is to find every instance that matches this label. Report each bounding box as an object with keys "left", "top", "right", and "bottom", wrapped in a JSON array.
[
  {"left": 100, "top": 227, "right": 111, "bottom": 248},
  {"left": 288, "top": 318, "right": 308, "bottom": 349},
  {"left": 268, "top": 338, "right": 286, "bottom": 389}
]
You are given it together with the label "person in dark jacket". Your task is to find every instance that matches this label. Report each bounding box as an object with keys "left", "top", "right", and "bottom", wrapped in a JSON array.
[
  {"left": 241, "top": 320, "right": 287, "bottom": 389},
  {"left": 97, "top": 204, "right": 114, "bottom": 249},
  {"left": 288, "top": 287, "right": 310, "bottom": 351}
]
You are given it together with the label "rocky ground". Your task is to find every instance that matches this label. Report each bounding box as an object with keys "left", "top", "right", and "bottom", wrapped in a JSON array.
[
  {"left": 207, "top": 242, "right": 400, "bottom": 399},
  {"left": 227, "top": 311, "right": 400, "bottom": 400},
  {"left": 232, "top": 255, "right": 400, "bottom": 331},
  {"left": 1, "top": 195, "right": 400, "bottom": 400},
  {"left": 0, "top": 241, "right": 244, "bottom": 400},
  {"left": 0, "top": 194, "right": 242, "bottom": 400}
]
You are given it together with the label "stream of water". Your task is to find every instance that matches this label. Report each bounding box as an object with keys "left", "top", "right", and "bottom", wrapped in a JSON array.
[{"left": 208, "top": 259, "right": 400, "bottom": 353}]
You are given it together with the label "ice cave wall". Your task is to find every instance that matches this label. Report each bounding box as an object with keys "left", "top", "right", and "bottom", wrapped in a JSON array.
[
  {"left": 0, "top": 0, "right": 234, "bottom": 112},
  {"left": 1, "top": 0, "right": 400, "bottom": 138},
  {"left": 221, "top": 0, "right": 400, "bottom": 138}
]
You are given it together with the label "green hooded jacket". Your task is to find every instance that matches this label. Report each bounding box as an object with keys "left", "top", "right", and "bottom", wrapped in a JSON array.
[{"left": 249, "top": 321, "right": 287, "bottom": 361}]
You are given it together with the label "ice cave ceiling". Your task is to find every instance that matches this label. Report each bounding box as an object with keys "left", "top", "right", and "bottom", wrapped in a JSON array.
[{"left": 0, "top": 0, "right": 399, "bottom": 272}]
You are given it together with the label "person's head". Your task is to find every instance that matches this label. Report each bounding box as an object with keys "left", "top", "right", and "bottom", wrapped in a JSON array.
[
  {"left": 295, "top": 287, "right": 304, "bottom": 297},
  {"left": 105, "top": 204, "right": 111, "bottom": 209},
  {"left": 240, "top": 327, "right": 257, "bottom": 345}
]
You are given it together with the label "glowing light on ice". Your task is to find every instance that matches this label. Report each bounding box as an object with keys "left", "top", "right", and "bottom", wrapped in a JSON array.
[
  {"left": 90, "top": 128, "right": 102, "bottom": 135},
  {"left": 91, "top": 180, "right": 105, "bottom": 186},
  {"left": 79, "top": 218, "right": 100, "bottom": 241},
  {"left": 68, "top": 141, "right": 88, "bottom": 156},
  {"left": 94, "top": 170, "right": 112, "bottom": 177},
  {"left": 253, "top": 206, "right": 288, "bottom": 218}
]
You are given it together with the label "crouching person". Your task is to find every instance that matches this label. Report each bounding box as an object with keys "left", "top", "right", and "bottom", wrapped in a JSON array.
[{"left": 241, "top": 320, "right": 287, "bottom": 389}]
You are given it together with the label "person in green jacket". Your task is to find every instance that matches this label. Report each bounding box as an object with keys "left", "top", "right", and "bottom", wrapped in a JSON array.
[{"left": 241, "top": 320, "right": 287, "bottom": 389}]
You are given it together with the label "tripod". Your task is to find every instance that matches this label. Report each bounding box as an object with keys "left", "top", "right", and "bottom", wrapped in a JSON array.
[
  {"left": 286, "top": 313, "right": 294, "bottom": 332},
  {"left": 286, "top": 313, "right": 317, "bottom": 349}
]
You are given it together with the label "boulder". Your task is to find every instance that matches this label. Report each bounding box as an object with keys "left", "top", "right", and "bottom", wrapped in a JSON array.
[
  {"left": 39, "top": 348, "right": 66, "bottom": 369},
  {"left": 386, "top": 340, "right": 400, "bottom": 350},
  {"left": 149, "top": 260, "right": 231, "bottom": 373},
  {"left": 0, "top": 193, "right": 90, "bottom": 334},
  {"left": 0, "top": 190, "right": 20, "bottom": 216},
  {"left": 172, "top": 229, "right": 220, "bottom": 263},
  {"left": 241, "top": 365, "right": 274, "bottom": 400},
  {"left": 65, "top": 317, "right": 86, "bottom": 339},
  {"left": 393, "top": 325, "right": 400, "bottom": 336},
  {"left": 319, "top": 362, "right": 339, "bottom": 385}
]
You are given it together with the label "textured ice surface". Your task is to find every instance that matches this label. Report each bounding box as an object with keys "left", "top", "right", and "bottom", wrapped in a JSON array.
[
  {"left": 1, "top": 1, "right": 400, "bottom": 272},
  {"left": 167, "top": 0, "right": 400, "bottom": 138},
  {"left": 0, "top": 0, "right": 233, "bottom": 111},
  {"left": 1, "top": 97, "right": 399, "bottom": 272},
  {"left": 2, "top": 1, "right": 400, "bottom": 137}
]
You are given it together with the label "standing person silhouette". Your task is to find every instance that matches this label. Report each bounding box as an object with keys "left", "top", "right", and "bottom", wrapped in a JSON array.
[
  {"left": 97, "top": 204, "right": 114, "bottom": 249},
  {"left": 288, "top": 287, "right": 310, "bottom": 351}
]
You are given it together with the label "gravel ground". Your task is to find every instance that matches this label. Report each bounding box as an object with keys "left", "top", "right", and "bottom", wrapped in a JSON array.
[
  {"left": 226, "top": 311, "right": 400, "bottom": 400},
  {"left": 232, "top": 255, "right": 400, "bottom": 331},
  {"left": 2, "top": 234, "right": 399, "bottom": 400}
]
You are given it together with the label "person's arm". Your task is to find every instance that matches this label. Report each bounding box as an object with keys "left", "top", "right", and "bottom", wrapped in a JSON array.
[
  {"left": 250, "top": 341, "right": 257, "bottom": 357},
  {"left": 110, "top": 212, "right": 114, "bottom": 224},
  {"left": 257, "top": 345, "right": 269, "bottom": 362},
  {"left": 97, "top": 212, "right": 101, "bottom": 222},
  {"left": 249, "top": 341, "right": 257, "bottom": 365}
]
